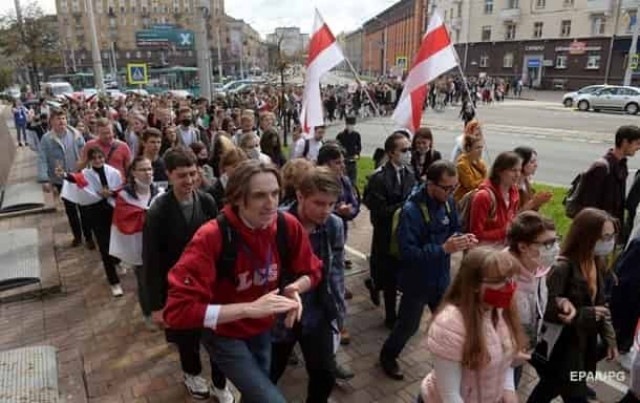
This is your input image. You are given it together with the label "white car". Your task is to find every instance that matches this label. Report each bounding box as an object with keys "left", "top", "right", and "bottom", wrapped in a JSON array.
[
  {"left": 576, "top": 85, "right": 640, "bottom": 115},
  {"left": 562, "top": 85, "right": 606, "bottom": 108}
]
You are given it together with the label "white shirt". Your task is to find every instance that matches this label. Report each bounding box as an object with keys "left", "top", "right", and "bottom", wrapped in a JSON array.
[{"left": 292, "top": 136, "right": 323, "bottom": 162}]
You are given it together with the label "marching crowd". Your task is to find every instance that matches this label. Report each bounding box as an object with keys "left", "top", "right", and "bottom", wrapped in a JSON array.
[{"left": 20, "top": 86, "right": 640, "bottom": 402}]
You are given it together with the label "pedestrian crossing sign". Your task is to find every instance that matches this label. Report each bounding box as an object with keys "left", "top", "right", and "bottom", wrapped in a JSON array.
[{"left": 127, "top": 63, "right": 148, "bottom": 85}]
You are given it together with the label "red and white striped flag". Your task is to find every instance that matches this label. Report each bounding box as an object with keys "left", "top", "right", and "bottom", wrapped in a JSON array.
[
  {"left": 300, "top": 9, "right": 345, "bottom": 133},
  {"left": 392, "top": 12, "right": 458, "bottom": 133}
]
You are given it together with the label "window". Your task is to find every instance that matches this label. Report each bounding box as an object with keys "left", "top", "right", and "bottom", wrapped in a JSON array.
[
  {"left": 147, "top": 51, "right": 152, "bottom": 58},
  {"left": 480, "top": 55, "right": 489, "bottom": 67},
  {"left": 627, "top": 11, "right": 637, "bottom": 33},
  {"left": 561, "top": 20, "right": 571, "bottom": 37},
  {"left": 508, "top": 0, "right": 519, "bottom": 8},
  {"left": 109, "top": 18, "right": 116, "bottom": 28},
  {"left": 120, "top": 6, "right": 125, "bottom": 13},
  {"left": 482, "top": 26, "right": 492, "bottom": 41},
  {"left": 444, "top": 10, "right": 447, "bottom": 20},
  {"left": 563, "top": 0, "right": 574, "bottom": 6},
  {"left": 586, "top": 52, "right": 601, "bottom": 69},
  {"left": 125, "top": 51, "right": 131, "bottom": 59},
  {"left": 592, "top": 16, "right": 605, "bottom": 35},
  {"left": 505, "top": 23, "right": 517, "bottom": 40},
  {"left": 484, "top": 0, "right": 493, "bottom": 14},
  {"left": 536, "top": 0, "right": 546, "bottom": 8},
  {"left": 457, "top": 3, "right": 462, "bottom": 17},
  {"left": 556, "top": 54, "right": 567, "bottom": 69},
  {"left": 533, "top": 22, "right": 543, "bottom": 38},
  {"left": 503, "top": 53, "right": 514, "bottom": 68},
  {"left": 136, "top": 51, "right": 142, "bottom": 58}
]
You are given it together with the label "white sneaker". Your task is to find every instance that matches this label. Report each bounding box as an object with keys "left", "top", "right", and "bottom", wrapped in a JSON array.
[
  {"left": 211, "top": 385, "right": 235, "bottom": 403},
  {"left": 110, "top": 284, "right": 124, "bottom": 297},
  {"left": 183, "top": 374, "right": 210, "bottom": 400},
  {"left": 618, "top": 350, "right": 637, "bottom": 372}
]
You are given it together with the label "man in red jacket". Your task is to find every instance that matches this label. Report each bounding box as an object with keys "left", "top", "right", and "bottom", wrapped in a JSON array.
[{"left": 164, "top": 160, "right": 323, "bottom": 403}]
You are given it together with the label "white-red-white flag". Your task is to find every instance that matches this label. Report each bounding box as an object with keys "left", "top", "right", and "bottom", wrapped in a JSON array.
[
  {"left": 392, "top": 12, "right": 458, "bottom": 133},
  {"left": 300, "top": 9, "right": 345, "bottom": 134}
]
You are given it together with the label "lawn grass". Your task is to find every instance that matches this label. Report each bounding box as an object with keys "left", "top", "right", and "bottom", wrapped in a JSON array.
[{"left": 355, "top": 156, "right": 571, "bottom": 237}]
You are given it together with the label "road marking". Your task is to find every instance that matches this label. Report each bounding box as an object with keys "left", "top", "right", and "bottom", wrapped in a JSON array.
[{"left": 345, "top": 245, "right": 367, "bottom": 261}]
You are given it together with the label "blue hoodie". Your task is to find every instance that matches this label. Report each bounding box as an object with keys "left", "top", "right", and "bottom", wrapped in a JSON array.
[{"left": 397, "top": 184, "right": 460, "bottom": 296}]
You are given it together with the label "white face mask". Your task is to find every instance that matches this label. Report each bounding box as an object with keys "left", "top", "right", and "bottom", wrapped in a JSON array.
[
  {"left": 537, "top": 242, "right": 559, "bottom": 269},
  {"left": 399, "top": 151, "right": 411, "bottom": 166},
  {"left": 594, "top": 239, "right": 615, "bottom": 256},
  {"left": 220, "top": 173, "right": 229, "bottom": 188}
]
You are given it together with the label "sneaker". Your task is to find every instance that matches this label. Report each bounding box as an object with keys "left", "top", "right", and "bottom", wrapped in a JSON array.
[
  {"left": 183, "top": 374, "right": 211, "bottom": 400},
  {"left": 333, "top": 363, "right": 355, "bottom": 381},
  {"left": 211, "top": 385, "right": 235, "bottom": 403},
  {"left": 344, "top": 288, "right": 353, "bottom": 300},
  {"left": 344, "top": 259, "right": 353, "bottom": 270},
  {"left": 619, "top": 350, "right": 637, "bottom": 372},
  {"left": 110, "top": 284, "right": 124, "bottom": 298}
]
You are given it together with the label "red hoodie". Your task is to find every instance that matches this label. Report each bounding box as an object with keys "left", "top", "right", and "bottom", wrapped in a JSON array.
[
  {"left": 163, "top": 206, "right": 323, "bottom": 339},
  {"left": 469, "top": 179, "right": 520, "bottom": 244}
]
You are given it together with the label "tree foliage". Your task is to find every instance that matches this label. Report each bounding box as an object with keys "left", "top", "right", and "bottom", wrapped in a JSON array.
[
  {"left": 0, "top": 1, "right": 61, "bottom": 89},
  {"left": 0, "top": 66, "right": 14, "bottom": 92}
]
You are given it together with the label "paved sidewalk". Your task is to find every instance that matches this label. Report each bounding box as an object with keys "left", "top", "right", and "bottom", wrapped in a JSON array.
[{"left": 0, "top": 145, "right": 629, "bottom": 403}]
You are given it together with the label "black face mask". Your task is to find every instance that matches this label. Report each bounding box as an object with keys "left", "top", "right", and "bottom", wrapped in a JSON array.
[{"left": 182, "top": 118, "right": 192, "bottom": 126}]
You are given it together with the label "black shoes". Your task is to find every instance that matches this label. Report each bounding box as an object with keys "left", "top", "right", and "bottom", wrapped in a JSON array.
[
  {"left": 345, "top": 259, "right": 353, "bottom": 269},
  {"left": 344, "top": 288, "right": 353, "bottom": 300},
  {"left": 364, "top": 278, "right": 380, "bottom": 306},
  {"left": 86, "top": 240, "right": 96, "bottom": 250},
  {"left": 379, "top": 353, "right": 404, "bottom": 381}
]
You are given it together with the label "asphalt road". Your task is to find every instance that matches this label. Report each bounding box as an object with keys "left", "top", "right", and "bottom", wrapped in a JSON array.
[{"left": 325, "top": 98, "right": 640, "bottom": 188}]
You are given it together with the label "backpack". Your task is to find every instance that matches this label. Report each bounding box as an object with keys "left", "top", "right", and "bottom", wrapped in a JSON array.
[
  {"left": 458, "top": 187, "right": 497, "bottom": 233},
  {"left": 563, "top": 158, "right": 610, "bottom": 219},
  {"left": 302, "top": 139, "right": 311, "bottom": 159},
  {"left": 216, "top": 211, "right": 290, "bottom": 290},
  {"left": 388, "top": 200, "right": 453, "bottom": 258}
]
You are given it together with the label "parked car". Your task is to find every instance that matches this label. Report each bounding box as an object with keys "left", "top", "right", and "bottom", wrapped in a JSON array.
[
  {"left": 576, "top": 85, "right": 640, "bottom": 115},
  {"left": 562, "top": 84, "right": 607, "bottom": 107}
]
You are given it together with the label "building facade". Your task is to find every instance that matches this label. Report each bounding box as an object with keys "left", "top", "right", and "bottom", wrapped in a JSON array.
[
  {"left": 431, "top": 0, "right": 640, "bottom": 89},
  {"left": 225, "top": 16, "right": 269, "bottom": 76},
  {"left": 362, "top": 0, "right": 430, "bottom": 78},
  {"left": 266, "top": 27, "right": 309, "bottom": 59},
  {"left": 54, "top": 0, "right": 266, "bottom": 78},
  {"left": 340, "top": 28, "right": 364, "bottom": 74}
]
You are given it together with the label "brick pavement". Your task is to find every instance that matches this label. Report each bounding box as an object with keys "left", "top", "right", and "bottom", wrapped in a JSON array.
[{"left": 0, "top": 149, "right": 629, "bottom": 403}]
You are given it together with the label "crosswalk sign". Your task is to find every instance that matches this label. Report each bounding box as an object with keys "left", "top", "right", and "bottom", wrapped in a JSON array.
[{"left": 127, "top": 63, "right": 148, "bottom": 85}]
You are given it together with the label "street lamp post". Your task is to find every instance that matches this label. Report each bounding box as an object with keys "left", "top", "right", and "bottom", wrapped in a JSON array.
[{"left": 624, "top": 4, "right": 640, "bottom": 86}]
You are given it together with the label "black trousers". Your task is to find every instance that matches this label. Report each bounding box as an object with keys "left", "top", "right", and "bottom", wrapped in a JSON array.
[
  {"left": 84, "top": 201, "right": 119, "bottom": 285},
  {"left": 169, "top": 329, "right": 226, "bottom": 389},
  {"left": 526, "top": 377, "right": 591, "bottom": 403},
  {"left": 345, "top": 160, "right": 357, "bottom": 188},
  {"left": 270, "top": 320, "right": 336, "bottom": 403},
  {"left": 133, "top": 265, "right": 151, "bottom": 316},
  {"left": 55, "top": 184, "right": 93, "bottom": 242}
]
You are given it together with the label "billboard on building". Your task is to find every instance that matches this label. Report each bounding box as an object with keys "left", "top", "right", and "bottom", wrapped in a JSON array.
[{"left": 135, "top": 25, "right": 195, "bottom": 49}]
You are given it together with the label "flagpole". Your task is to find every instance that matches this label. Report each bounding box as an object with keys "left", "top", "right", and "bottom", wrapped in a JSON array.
[{"left": 342, "top": 56, "right": 383, "bottom": 117}]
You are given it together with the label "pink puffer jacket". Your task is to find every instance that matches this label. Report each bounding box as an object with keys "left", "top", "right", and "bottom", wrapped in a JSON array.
[{"left": 420, "top": 304, "right": 515, "bottom": 403}]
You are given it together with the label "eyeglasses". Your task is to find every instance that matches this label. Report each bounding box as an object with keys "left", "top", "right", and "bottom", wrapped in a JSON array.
[
  {"left": 433, "top": 182, "right": 458, "bottom": 194},
  {"left": 532, "top": 238, "right": 558, "bottom": 250}
]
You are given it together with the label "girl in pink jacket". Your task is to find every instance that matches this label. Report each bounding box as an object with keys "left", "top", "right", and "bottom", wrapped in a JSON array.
[{"left": 419, "top": 247, "right": 528, "bottom": 403}]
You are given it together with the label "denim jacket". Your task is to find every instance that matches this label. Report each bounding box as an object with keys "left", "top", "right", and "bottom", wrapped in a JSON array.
[
  {"left": 272, "top": 203, "right": 345, "bottom": 343},
  {"left": 37, "top": 128, "right": 85, "bottom": 185}
]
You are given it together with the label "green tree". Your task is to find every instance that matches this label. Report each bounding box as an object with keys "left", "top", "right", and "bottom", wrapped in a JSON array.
[
  {"left": 0, "top": 2, "right": 61, "bottom": 92},
  {"left": 0, "top": 66, "right": 14, "bottom": 92}
]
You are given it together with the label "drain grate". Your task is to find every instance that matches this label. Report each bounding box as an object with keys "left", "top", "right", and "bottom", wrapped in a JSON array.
[{"left": 0, "top": 345, "right": 59, "bottom": 402}]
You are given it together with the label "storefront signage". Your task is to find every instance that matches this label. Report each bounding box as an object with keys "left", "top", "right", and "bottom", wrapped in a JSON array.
[
  {"left": 555, "top": 44, "right": 602, "bottom": 54},
  {"left": 527, "top": 59, "right": 541, "bottom": 68},
  {"left": 525, "top": 45, "right": 545, "bottom": 52},
  {"left": 543, "top": 60, "right": 554, "bottom": 67}
]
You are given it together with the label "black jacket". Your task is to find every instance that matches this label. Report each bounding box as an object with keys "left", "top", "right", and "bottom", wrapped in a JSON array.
[
  {"left": 336, "top": 129, "right": 362, "bottom": 160},
  {"left": 542, "top": 257, "right": 616, "bottom": 395},
  {"left": 581, "top": 149, "right": 628, "bottom": 227},
  {"left": 142, "top": 189, "right": 218, "bottom": 312},
  {"left": 363, "top": 162, "right": 415, "bottom": 284},
  {"left": 410, "top": 149, "right": 442, "bottom": 182}
]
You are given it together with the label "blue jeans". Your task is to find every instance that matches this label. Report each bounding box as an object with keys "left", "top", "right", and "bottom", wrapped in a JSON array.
[
  {"left": 15, "top": 124, "right": 26, "bottom": 143},
  {"left": 381, "top": 287, "right": 445, "bottom": 361},
  {"left": 201, "top": 330, "right": 286, "bottom": 403}
]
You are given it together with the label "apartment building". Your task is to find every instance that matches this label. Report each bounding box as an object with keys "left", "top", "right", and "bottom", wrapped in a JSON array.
[
  {"left": 55, "top": 0, "right": 266, "bottom": 77},
  {"left": 266, "top": 27, "right": 310, "bottom": 59},
  {"left": 432, "top": 0, "right": 640, "bottom": 89}
]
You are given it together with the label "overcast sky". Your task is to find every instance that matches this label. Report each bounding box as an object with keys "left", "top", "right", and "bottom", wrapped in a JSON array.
[{"left": 1, "top": 0, "right": 396, "bottom": 36}]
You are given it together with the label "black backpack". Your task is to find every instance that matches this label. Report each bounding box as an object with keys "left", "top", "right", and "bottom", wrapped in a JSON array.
[
  {"left": 563, "top": 158, "right": 609, "bottom": 219},
  {"left": 216, "top": 212, "right": 290, "bottom": 290}
]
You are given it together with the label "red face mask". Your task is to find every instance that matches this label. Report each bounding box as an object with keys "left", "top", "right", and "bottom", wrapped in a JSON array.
[{"left": 482, "top": 281, "right": 517, "bottom": 309}]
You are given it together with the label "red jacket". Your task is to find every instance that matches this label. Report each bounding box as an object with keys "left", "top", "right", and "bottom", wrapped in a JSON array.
[
  {"left": 469, "top": 179, "right": 519, "bottom": 244},
  {"left": 163, "top": 206, "right": 323, "bottom": 338}
]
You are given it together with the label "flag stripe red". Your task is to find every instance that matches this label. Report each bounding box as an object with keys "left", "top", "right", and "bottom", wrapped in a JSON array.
[
  {"left": 307, "top": 24, "right": 336, "bottom": 67},
  {"left": 412, "top": 25, "right": 451, "bottom": 69},
  {"left": 410, "top": 86, "right": 428, "bottom": 132}
]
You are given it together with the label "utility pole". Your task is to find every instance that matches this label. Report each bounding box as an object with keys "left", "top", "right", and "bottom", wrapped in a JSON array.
[
  {"left": 239, "top": 31, "right": 245, "bottom": 79},
  {"left": 85, "top": 0, "right": 105, "bottom": 91},
  {"left": 383, "top": 24, "right": 388, "bottom": 77},
  {"left": 195, "top": 0, "right": 212, "bottom": 100},
  {"left": 605, "top": 0, "right": 623, "bottom": 84},
  {"left": 624, "top": 3, "right": 640, "bottom": 86},
  {"left": 216, "top": 24, "right": 223, "bottom": 81}
]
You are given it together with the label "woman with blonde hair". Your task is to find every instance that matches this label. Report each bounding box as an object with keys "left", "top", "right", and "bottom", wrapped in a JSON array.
[{"left": 419, "top": 247, "right": 527, "bottom": 403}]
